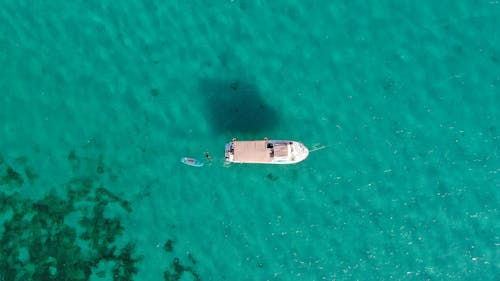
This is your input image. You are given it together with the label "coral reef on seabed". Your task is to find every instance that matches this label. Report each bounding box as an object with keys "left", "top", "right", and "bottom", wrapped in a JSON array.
[
  {"left": 163, "top": 240, "right": 201, "bottom": 281},
  {"left": 1, "top": 149, "right": 202, "bottom": 281},
  {"left": 0, "top": 150, "right": 140, "bottom": 281}
]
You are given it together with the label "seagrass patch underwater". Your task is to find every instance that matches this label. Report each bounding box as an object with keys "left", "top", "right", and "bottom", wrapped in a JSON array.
[{"left": 0, "top": 150, "right": 200, "bottom": 281}]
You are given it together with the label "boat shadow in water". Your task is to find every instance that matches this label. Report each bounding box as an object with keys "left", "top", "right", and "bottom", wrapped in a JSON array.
[{"left": 199, "top": 78, "right": 280, "bottom": 134}]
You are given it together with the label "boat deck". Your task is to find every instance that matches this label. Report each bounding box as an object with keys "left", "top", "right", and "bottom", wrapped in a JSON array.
[
  {"left": 225, "top": 139, "right": 309, "bottom": 164},
  {"left": 233, "top": 140, "right": 271, "bottom": 163}
]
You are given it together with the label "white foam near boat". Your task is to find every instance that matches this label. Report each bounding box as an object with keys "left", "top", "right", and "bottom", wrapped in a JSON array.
[{"left": 225, "top": 139, "right": 309, "bottom": 164}]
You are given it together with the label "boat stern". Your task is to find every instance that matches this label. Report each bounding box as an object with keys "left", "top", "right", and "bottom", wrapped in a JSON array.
[{"left": 225, "top": 142, "right": 234, "bottom": 162}]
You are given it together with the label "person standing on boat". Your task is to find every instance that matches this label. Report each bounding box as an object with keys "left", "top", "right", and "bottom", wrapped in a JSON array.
[{"left": 230, "top": 138, "right": 236, "bottom": 153}]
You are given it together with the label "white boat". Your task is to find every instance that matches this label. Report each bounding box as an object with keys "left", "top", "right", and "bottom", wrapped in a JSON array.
[{"left": 225, "top": 138, "right": 309, "bottom": 164}]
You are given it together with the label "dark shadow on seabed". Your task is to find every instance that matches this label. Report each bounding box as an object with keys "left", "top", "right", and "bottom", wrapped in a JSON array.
[{"left": 199, "top": 78, "right": 280, "bottom": 135}]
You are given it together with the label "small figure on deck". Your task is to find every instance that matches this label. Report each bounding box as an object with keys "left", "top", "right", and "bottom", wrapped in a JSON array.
[
  {"left": 230, "top": 138, "right": 236, "bottom": 152},
  {"left": 264, "top": 137, "right": 272, "bottom": 148}
]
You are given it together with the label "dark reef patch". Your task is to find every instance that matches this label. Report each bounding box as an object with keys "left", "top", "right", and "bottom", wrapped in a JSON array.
[
  {"left": 163, "top": 239, "right": 200, "bottom": 281},
  {"left": 0, "top": 148, "right": 140, "bottom": 281},
  {"left": 24, "top": 166, "right": 38, "bottom": 183},
  {"left": 199, "top": 78, "right": 279, "bottom": 134},
  {"left": 266, "top": 173, "right": 279, "bottom": 181},
  {"left": 68, "top": 149, "right": 80, "bottom": 172},
  {"left": 1, "top": 166, "right": 24, "bottom": 186},
  {"left": 0, "top": 155, "right": 38, "bottom": 187},
  {"left": 164, "top": 240, "right": 174, "bottom": 252}
]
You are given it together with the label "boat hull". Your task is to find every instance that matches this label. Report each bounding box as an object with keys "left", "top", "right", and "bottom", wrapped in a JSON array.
[{"left": 225, "top": 139, "right": 309, "bottom": 164}]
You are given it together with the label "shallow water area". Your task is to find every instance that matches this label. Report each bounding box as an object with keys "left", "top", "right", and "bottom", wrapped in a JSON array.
[{"left": 0, "top": 1, "right": 499, "bottom": 280}]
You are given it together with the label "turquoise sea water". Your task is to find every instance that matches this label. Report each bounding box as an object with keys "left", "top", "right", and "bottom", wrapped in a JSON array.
[{"left": 0, "top": 0, "right": 499, "bottom": 280}]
